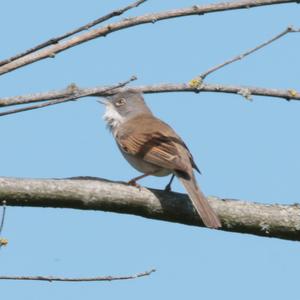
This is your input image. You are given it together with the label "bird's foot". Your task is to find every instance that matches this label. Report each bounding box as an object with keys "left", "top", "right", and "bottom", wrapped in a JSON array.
[
  {"left": 164, "top": 183, "right": 172, "bottom": 192},
  {"left": 164, "top": 174, "right": 175, "bottom": 192},
  {"left": 127, "top": 179, "right": 142, "bottom": 191}
]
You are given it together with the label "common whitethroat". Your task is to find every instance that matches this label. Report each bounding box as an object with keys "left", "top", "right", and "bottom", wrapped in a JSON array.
[{"left": 99, "top": 91, "right": 221, "bottom": 229}]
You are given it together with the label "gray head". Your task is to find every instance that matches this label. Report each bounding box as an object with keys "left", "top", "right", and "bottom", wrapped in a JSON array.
[{"left": 99, "top": 90, "right": 152, "bottom": 132}]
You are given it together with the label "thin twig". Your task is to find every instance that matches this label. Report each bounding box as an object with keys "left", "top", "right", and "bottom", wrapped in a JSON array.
[
  {"left": 0, "top": 201, "right": 6, "bottom": 236},
  {"left": 0, "top": 0, "right": 147, "bottom": 67},
  {"left": 0, "top": 0, "right": 297, "bottom": 75},
  {"left": 0, "top": 269, "right": 155, "bottom": 282},
  {"left": 0, "top": 201, "right": 7, "bottom": 249},
  {"left": 198, "top": 26, "right": 300, "bottom": 80},
  {"left": 0, "top": 76, "right": 137, "bottom": 117}
]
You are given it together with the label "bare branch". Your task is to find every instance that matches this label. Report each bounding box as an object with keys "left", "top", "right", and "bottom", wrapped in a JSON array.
[
  {"left": 0, "top": 176, "right": 299, "bottom": 241},
  {"left": 0, "top": 269, "right": 155, "bottom": 282},
  {"left": 0, "top": 201, "right": 6, "bottom": 236},
  {"left": 0, "top": 76, "right": 137, "bottom": 117},
  {"left": 0, "top": 0, "right": 297, "bottom": 75},
  {"left": 197, "top": 26, "right": 300, "bottom": 80},
  {"left": 0, "top": 200, "right": 7, "bottom": 249},
  {"left": 0, "top": 0, "right": 147, "bottom": 67},
  {"left": 0, "top": 82, "right": 299, "bottom": 117}
]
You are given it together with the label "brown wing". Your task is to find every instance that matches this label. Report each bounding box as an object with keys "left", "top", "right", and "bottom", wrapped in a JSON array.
[{"left": 116, "top": 115, "right": 191, "bottom": 174}]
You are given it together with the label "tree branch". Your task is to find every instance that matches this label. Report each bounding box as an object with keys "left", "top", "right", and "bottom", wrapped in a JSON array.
[
  {"left": 0, "top": 0, "right": 147, "bottom": 67},
  {"left": 0, "top": 200, "right": 7, "bottom": 248},
  {"left": 0, "top": 269, "right": 155, "bottom": 282},
  {"left": 0, "top": 76, "right": 137, "bottom": 117},
  {"left": 0, "top": 201, "right": 6, "bottom": 236},
  {"left": 0, "top": 0, "right": 297, "bottom": 75},
  {"left": 196, "top": 26, "right": 300, "bottom": 81},
  {"left": 0, "top": 82, "right": 299, "bottom": 116},
  {"left": 0, "top": 176, "right": 299, "bottom": 241}
]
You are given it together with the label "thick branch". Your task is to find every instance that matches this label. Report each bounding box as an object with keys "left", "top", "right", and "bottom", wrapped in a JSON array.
[
  {"left": 0, "top": 0, "right": 297, "bottom": 75},
  {"left": 0, "top": 0, "right": 147, "bottom": 67},
  {"left": 0, "top": 177, "right": 299, "bottom": 241}
]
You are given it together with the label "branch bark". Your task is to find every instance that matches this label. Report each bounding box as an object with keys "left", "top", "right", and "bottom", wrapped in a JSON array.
[
  {"left": 0, "top": 177, "right": 299, "bottom": 241},
  {"left": 196, "top": 26, "right": 300, "bottom": 80},
  {"left": 0, "top": 76, "right": 137, "bottom": 117},
  {"left": 0, "top": 82, "right": 299, "bottom": 111},
  {"left": 0, "top": 269, "right": 155, "bottom": 282},
  {"left": 0, "top": 0, "right": 147, "bottom": 67},
  {"left": 0, "top": 0, "right": 297, "bottom": 75}
]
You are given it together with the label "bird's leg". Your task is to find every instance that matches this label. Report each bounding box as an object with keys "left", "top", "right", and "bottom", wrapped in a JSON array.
[
  {"left": 164, "top": 174, "right": 175, "bottom": 192},
  {"left": 128, "top": 173, "right": 151, "bottom": 189}
]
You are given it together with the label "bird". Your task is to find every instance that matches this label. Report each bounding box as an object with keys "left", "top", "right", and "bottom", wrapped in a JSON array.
[{"left": 98, "top": 90, "right": 221, "bottom": 229}]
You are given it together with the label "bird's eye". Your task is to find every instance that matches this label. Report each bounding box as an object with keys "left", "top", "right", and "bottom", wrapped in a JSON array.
[{"left": 115, "top": 98, "right": 126, "bottom": 106}]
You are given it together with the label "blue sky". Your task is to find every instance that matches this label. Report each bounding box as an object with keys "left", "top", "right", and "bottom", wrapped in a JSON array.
[{"left": 1, "top": 0, "right": 300, "bottom": 299}]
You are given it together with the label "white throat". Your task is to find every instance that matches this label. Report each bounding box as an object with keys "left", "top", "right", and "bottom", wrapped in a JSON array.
[{"left": 103, "top": 104, "right": 124, "bottom": 135}]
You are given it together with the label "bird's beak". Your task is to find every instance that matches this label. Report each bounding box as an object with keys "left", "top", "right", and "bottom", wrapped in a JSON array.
[{"left": 97, "top": 98, "right": 109, "bottom": 105}]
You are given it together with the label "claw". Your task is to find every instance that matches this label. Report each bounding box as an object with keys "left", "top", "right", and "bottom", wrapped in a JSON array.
[
  {"left": 164, "top": 184, "right": 172, "bottom": 192},
  {"left": 128, "top": 180, "right": 142, "bottom": 191}
]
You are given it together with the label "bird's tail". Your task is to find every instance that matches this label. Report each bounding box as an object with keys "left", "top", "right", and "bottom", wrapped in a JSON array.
[{"left": 177, "top": 172, "right": 221, "bottom": 229}]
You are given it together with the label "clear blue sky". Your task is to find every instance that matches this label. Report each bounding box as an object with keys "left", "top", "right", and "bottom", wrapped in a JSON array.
[{"left": 1, "top": 0, "right": 300, "bottom": 299}]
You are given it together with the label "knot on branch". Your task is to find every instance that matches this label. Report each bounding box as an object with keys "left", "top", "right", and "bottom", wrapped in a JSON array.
[
  {"left": 238, "top": 88, "right": 252, "bottom": 101},
  {"left": 287, "top": 89, "right": 298, "bottom": 98},
  {"left": 0, "top": 238, "right": 8, "bottom": 247},
  {"left": 66, "top": 83, "right": 80, "bottom": 94},
  {"left": 188, "top": 77, "right": 203, "bottom": 92}
]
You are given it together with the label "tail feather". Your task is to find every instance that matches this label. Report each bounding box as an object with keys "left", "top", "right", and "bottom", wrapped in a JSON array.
[{"left": 177, "top": 172, "right": 221, "bottom": 229}]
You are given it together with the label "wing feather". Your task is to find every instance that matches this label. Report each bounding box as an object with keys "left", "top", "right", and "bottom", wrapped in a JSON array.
[{"left": 116, "top": 115, "right": 199, "bottom": 174}]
